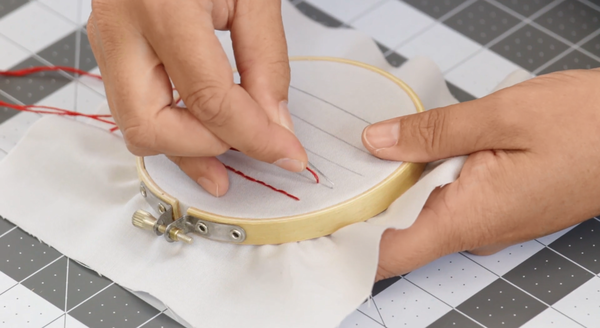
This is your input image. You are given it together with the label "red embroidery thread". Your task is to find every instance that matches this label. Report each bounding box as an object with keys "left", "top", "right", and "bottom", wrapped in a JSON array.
[
  {"left": 224, "top": 165, "right": 300, "bottom": 201},
  {"left": 0, "top": 101, "right": 117, "bottom": 127},
  {"left": 1, "top": 65, "right": 310, "bottom": 201},
  {"left": 306, "top": 167, "right": 319, "bottom": 184},
  {"left": 0, "top": 66, "right": 102, "bottom": 79}
]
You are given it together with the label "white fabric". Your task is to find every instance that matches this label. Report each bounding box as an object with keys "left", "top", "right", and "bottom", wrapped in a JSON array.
[
  {"left": 0, "top": 2, "right": 531, "bottom": 327},
  {"left": 0, "top": 116, "right": 463, "bottom": 328}
]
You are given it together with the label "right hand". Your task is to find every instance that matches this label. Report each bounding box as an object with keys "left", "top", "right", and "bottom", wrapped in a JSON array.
[{"left": 87, "top": 0, "right": 307, "bottom": 197}]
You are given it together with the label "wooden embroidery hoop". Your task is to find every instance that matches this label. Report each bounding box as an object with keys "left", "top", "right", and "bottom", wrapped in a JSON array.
[{"left": 132, "top": 56, "right": 426, "bottom": 245}]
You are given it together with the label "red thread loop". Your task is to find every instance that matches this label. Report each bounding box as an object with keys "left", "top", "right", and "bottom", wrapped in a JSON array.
[
  {"left": 306, "top": 167, "right": 319, "bottom": 184},
  {"left": 0, "top": 66, "right": 113, "bottom": 127},
  {"left": 1, "top": 65, "right": 307, "bottom": 201},
  {"left": 0, "top": 101, "right": 117, "bottom": 127}
]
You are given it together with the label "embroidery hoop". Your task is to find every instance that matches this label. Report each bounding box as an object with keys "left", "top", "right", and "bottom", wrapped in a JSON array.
[{"left": 132, "top": 56, "right": 425, "bottom": 245}]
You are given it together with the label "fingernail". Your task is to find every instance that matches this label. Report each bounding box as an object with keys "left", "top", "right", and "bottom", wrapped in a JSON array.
[
  {"left": 279, "top": 101, "right": 295, "bottom": 133},
  {"left": 273, "top": 158, "right": 305, "bottom": 172},
  {"left": 198, "top": 177, "right": 219, "bottom": 197},
  {"left": 364, "top": 121, "right": 400, "bottom": 150}
]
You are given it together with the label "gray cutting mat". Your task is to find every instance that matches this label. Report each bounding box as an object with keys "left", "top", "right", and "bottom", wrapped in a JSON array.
[{"left": 1, "top": 0, "right": 600, "bottom": 327}]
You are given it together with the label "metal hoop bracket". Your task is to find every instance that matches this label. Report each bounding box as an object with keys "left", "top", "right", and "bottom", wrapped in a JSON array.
[{"left": 133, "top": 181, "right": 246, "bottom": 244}]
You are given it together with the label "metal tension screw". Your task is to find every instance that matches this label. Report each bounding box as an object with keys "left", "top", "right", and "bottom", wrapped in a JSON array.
[
  {"left": 231, "top": 229, "right": 242, "bottom": 240},
  {"left": 132, "top": 210, "right": 192, "bottom": 244},
  {"left": 140, "top": 185, "right": 147, "bottom": 198},
  {"left": 158, "top": 203, "right": 166, "bottom": 214}
]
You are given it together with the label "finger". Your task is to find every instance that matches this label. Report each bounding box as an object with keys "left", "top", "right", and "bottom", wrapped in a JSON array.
[
  {"left": 377, "top": 152, "right": 494, "bottom": 280},
  {"left": 87, "top": 12, "right": 118, "bottom": 122},
  {"left": 361, "top": 92, "right": 528, "bottom": 162},
  {"left": 139, "top": 1, "right": 307, "bottom": 172},
  {"left": 377, "top": 186, "right": 458, "bottom": 280},
  {"left": 88, "top": 3, "right": 229, "bottom": 157},
  {"left": 230, "top": 0, "right": 294, "bottom": 132},
  {"left": 167, "top": 156, "right": 229, "bottom": 197}
]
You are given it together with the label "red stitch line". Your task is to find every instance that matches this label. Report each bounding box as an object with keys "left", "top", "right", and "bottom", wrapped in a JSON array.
[
  {"left": 0, "top": 66, "right": 102, "bottom": 79},
  {"left": 224, "top": 164, "right": 300, "bottom": 201}
]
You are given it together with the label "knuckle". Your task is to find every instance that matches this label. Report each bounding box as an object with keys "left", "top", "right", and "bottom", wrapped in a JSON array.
[
  {"left": 241, "top": 129, "right": 273, "bottom": 156},
  {"left": 412, "top": 109, "right": 446, "bottom": 156},
  {"left": 271, "top": 58, "right": 291, "bottom": 85},
  {"left": 481, "top": 92, "right": 528, "bottom": 148},
  {"left": 186, "top": 83, "right": 231, "bottom": 128},
  {"left": 122, "top": 121, "right": 156, "bottom": 155}
]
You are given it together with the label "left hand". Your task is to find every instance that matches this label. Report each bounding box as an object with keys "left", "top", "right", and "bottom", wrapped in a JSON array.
[
  {"left": 87, "top": 0, "right": 305, "bottom": 197},
  {"left": 362, "top": 69, "right": 600, "bottom": 281}
]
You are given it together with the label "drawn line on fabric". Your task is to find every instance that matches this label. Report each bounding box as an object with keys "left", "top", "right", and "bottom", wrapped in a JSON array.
[
  {"left": 305, "top": 147, "right": 364, "bottom": 177},
  {"left": 289, "top": 85, "right": 372, "bottom": 178},
  {"left": 290, "top": 85, "right": 372, "bottom": 125},
  {"left": 227, "top": 148, "right": 311, "bottom": 199},
  {"left": 291, "top": 114, "right": 370, "bottom": 155}
]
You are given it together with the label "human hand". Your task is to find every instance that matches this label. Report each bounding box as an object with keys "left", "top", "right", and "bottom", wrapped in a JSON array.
[
  {"left": 87, "top": 0, "right": 307, "bottom": 197},
  {"left": 362, "top": 69, "right": 600, "bottom": 281}
]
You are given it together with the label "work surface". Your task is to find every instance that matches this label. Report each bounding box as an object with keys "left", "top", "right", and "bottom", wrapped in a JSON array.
[{"left": 1, "top": 0, "right": 600, "bottom": 327}]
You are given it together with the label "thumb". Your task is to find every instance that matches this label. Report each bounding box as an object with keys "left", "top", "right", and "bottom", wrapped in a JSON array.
[{"left": 361, "top": 95, "right": 519, "bottom": 162}]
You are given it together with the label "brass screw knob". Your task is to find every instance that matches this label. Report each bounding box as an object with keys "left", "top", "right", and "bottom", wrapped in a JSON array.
[
  {"left": 132, "top": 210, "right": 157, "bottom": 231},
  {"left": 132, "top": 210, "right": 167, "bottom": 234}
]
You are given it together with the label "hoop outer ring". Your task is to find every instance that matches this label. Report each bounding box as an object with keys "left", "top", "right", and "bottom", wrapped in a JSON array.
[{"left": 136, "top": 56, "right": 426, "bottom": 245}]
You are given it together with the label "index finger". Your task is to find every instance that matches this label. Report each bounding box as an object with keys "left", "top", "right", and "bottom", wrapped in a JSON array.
[{"left": 139, "top": 1, "right": 308, "bottom": 172}]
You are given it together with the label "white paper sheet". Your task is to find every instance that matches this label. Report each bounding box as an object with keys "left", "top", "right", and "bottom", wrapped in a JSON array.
[{"left": 0, "top": 2, "right": 530, "bottom": 327}]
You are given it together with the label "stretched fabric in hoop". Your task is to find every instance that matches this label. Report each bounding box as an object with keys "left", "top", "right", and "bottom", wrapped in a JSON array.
[{"left": 139, "top": 57, "right": 425, "bottom": 245}]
